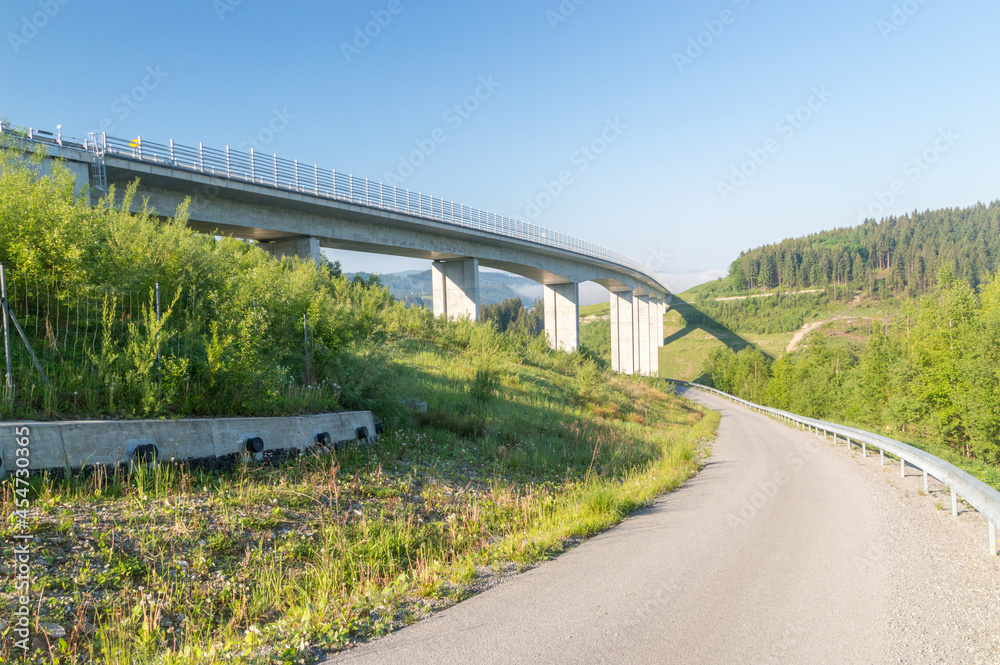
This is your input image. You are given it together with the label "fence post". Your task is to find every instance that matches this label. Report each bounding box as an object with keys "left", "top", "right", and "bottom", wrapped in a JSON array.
[
  {"left": 303, "top": 313, "right": 310, "bottom": 386},
  {"left": 226, "top": 146, "right": 231, "bottom": 177},
  {"left": 155, "top": 282, "right": 161, "bottom": 369},
  {"left": 1, "top": 264, "right": 12, "bottom": 398},
  {"left": 250, "top": 148, "right": 256, "bottom": 181}
]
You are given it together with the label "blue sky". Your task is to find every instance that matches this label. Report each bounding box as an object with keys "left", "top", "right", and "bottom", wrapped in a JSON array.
[{"left": 3, "top": 0, "right": 998, "bottom": 294}]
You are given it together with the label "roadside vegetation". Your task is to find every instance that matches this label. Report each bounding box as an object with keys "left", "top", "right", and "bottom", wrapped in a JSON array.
[
  {"left": 703, "top": 265, "right": 1000, "bottom": 485},
  {"left": 0, "top": 136, "right": 718, "bottom": 664}
]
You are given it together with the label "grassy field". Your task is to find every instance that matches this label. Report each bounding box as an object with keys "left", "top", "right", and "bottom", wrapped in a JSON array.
[{"left": 0, "top": 326, "right": 718, "bottom": 665}]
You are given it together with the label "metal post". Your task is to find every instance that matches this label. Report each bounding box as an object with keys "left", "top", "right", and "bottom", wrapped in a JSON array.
[
  {"left": 199, "top": 142, "right": 204, "bottom": 171},
  {"left": 990, "top": 522, "right": 997, "bottom": 557},
  {"left": 923, "top": 470, "right": 929, "bottom": 493},
  {"left": 951, "top": 488, "right": 958, "bottom": 516},
  {"left": 273, "top": 154, "right": 278, "bottom": 186},
  {"left": 862, "top": 441, "right": 867, "bottom": 457},
  {"left": 155, "top": 282, "right": 161, "bottom": 368},
  {"left": 880, "top": 449, "right": 885, "bottom": 466},
  {"left": 303, "top": 312, "right": 310, "bottom": 386},
  {"left": 226, "top": 146, "right": 231, "bottom": 177},
  {"left": 901, "top": 457, "right": 906, "bottom": 478},
  {"left": 170, "top": 139, "right": 175, "bottom": 164},
  {"left": 294, "top": 159, "right": 299, "bottom": 190},
  {"left": 314, "top": 164, "right": 319, "bottom": 195},
  {"left": 250, "top": 148, "right": 255, "bottom": 181},
  {"left": 1, "top": 264, "right": 12, "bottom": 397}
]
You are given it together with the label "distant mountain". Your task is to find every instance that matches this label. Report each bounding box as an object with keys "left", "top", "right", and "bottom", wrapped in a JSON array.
[
  {"left": 347, "top": 270, "right": 541, "bottom": 309},
  {"left": 723, "top": 202, "right": 1000, "bottom": 297}
]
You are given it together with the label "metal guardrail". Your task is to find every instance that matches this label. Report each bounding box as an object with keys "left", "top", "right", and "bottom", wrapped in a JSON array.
[
  {"left": 1, "top": 123, "right": 669, "bottom": 293},
  {"left": 669, "top": 380, "right": 1000, "bottom": 556}
]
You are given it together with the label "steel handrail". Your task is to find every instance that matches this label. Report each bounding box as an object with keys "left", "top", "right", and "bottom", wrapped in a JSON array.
[
  {"left": 669, "top": 380, "right": 1000, "bottom": 556},
  {"left": 2, "top": 124, "right": 667, "bottom": 292}
]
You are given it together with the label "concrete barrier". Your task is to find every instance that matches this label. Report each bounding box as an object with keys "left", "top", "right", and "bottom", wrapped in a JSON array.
[{"left": 0, "top": 411, "right": 377, "bottom": 476}]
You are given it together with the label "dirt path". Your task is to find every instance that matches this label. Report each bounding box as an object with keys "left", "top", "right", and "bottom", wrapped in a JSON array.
[{"left": 785, "top": 315, "right": 872, "bottom": 353}]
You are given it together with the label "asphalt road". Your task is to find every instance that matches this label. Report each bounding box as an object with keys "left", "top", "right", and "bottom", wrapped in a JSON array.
[{"left": 324, "top": 387, "right": 1000, "bottom": 665}]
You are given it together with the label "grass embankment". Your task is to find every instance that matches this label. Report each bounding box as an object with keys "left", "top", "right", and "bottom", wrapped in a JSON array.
[
  {"left": 0, "top": 132, "right": 719, "bottom": 664},
  {"left": 0, "top": 332, "right": 717, "bottom": 664}
]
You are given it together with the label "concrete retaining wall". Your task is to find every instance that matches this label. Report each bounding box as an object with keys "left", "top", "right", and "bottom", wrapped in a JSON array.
[{"left": 0, "top": 411, "right": 377, "bottom": 476}]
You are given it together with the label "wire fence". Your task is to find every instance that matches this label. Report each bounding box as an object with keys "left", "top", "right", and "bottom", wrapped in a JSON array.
[{"left": 0, "top": 267, "right": 329, "bottom": 420}]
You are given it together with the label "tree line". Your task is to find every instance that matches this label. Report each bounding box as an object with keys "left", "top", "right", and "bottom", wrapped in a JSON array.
[{"left": 725, "top": 202, "right": 1000, "bottom": 297}]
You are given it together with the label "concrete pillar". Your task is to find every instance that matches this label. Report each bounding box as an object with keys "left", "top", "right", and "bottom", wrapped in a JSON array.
[
  {"left": 543, "top": 282, "right": 579, "bottom": 352},
  {"left": 648, "top": 297, "right": 660, "bottom": 377},
  {"left": 261, "top": 236, "right": 322, "bottom": 264},
  {"left": 610, "top": 289, "right": 635, "bottom": 374},
  {"left": 657, "top": 297, "right": 666, "bottom": 347},
  {"left": 432, "top": 258, "right": 479, "bottom": 321},
  {"left": 636, "top": 294, "right": 651, "bottom": 376}
]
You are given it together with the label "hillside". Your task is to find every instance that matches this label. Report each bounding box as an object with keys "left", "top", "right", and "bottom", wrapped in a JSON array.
[
  {"left": 720, "top": 202, "right": 1000, "bottom": 296},
  {"left": 0, "top": 137, "right": 718, "bottom": 665},
  {"left": 349, "top": 270, "right": 540, "bottom": 309}
]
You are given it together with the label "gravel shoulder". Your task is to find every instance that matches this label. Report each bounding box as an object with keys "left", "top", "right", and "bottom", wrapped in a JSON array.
[{"left": 322, "top": 388, "right": 1000, "bottom": 665}]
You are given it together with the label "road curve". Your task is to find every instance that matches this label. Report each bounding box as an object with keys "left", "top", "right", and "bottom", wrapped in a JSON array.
[{"left": 323, "top": 388, "right": 1000, "bottom": 665}]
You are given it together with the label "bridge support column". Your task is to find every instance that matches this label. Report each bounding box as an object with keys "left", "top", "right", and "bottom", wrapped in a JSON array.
[
  {"left": 635, "top": 294, "right": 651, "bottom": 376},
  {"left": 648, "top": 297, "right": 660, "bottom": 377},
  {"left": 260, "top": 237, "right": 322, "bottom": 264},
  {"left": 656, "top": 297, "right": 666, "bottom": 347},
  {"left": 543, "top": 282, "right": 579, "bottom": 352},
  {"left": 610, "top": 289, "right": 636, "bottom": 374},
  {"left": 432, "top": 258, "right": 479, "bottom": 321}
]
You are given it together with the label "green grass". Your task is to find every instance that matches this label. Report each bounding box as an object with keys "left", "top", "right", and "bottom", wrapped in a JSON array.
[
  {"left": 0, "top": 327, "right": 719, "bottom": 665},
  {"left": 579, "top": 302, "right": 610, "bottom": 317}
]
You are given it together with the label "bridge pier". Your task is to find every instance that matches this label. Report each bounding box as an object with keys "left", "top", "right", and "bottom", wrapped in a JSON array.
[
  {"left": 648, "top": 296, "right": 661, "bottom": 375},
  {"left": 635, "top": 294, "right": 652, "bottom": 375},
  {"left": 260, "top": 236, "right": 322, "bottom": 264},
  {"left": 655, "top": 297, "right": 665, "bottom": 347},
  {"left": 611, "top": 290, "right": 663, "bottom": 376},
  {"left": 432, "top": 258, "right": 480, "bottom": 321},
  {"left": 611, "top": 289, "right": 635, "bottom": 374},
  {"left": 543, "top": 282, "right": 579, "bottom": 352}
]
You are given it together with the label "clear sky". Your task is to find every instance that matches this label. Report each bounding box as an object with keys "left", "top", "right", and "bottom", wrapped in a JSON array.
[{"left": 3, "top": 0, "right": 998, "bottom": 294}]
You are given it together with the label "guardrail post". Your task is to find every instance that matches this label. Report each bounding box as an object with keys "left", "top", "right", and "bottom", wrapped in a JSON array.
[
  {"left": 170, "top": 139, "right": 175, "bottom": 164},
  {"left": 951, "top": 488, "right": 958, "bottom": 516},
  {"left": 990, "top": 522, "right": 997, "bottom": 557},
  {"left": 923, "top": 469, "right": 929, "bottom": 493},
  {"left": 273, "top": 154, "right": 278, "bottom": 186},
  {"left": 862, "top": 440, "right": 867, "bottom": 457},
  {"left": 901, "top": 458, "right": 906, "bottom": 478},
  {"left": 227, "top": 146, "right": 231, "bottom": 177},
  {"left": 880, "top": 449, "right": 885, "bottom": 465},
  {"left": 199, "top": 142, "right": 204, "bottom": 171},
  {"left": 250, "top": 148, "right": 255, "bottom": 181},
  {"left": 294, "top": 159, "right": 299, "bottom": 190},
  {"left": 313, "top": 165, "right": 318, "bottom": 195}
]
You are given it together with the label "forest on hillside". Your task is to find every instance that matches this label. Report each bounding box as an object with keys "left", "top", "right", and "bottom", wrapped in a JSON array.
[
  {"left": 704, "top": 266, "right": 1000, "bottom": 469},
  {"left": 724, "top": 202, "right": 1000, "bottom": 296}
]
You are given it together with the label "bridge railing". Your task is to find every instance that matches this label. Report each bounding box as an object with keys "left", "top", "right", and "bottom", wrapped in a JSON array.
[
  {"left": 26, "top": 127, "right": 665, "bottom": 292},
  {"left": 668, "top": 380, "right": 1000, "bottom": 556}
]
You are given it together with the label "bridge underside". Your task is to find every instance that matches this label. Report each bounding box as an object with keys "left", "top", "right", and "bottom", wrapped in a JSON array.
[{"left": 101, "top": 161, "right": 668, "bottom": 375}]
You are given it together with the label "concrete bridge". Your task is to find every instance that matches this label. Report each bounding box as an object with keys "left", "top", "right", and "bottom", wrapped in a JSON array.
[{"left": 3, "top": 124, "right": 670, "bottom": 375}]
